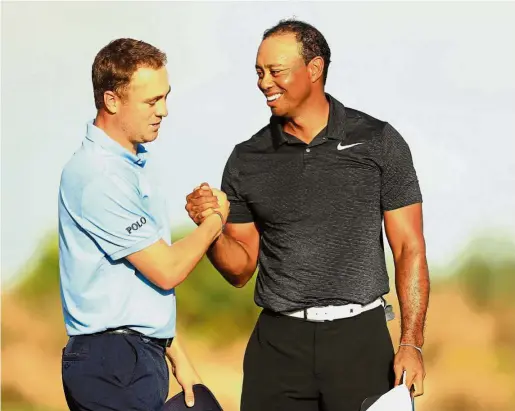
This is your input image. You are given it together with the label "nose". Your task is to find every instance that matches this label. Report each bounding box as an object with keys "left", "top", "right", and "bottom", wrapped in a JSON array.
[
  {"left": 258, "top": 71, "right": 274, "bottom": 92},
  {"left": 155, "top": 99, "right": 168, "bottom": 118}
]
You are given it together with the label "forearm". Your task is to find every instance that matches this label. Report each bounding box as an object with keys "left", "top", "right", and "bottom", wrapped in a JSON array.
[
  {"left": 207, "top": 233, "right": 256, "bottom": 287},
  {"left": 166, "top": 335, "right": 191, "bottom": 366},
  {"left": 167, "top": 215, "right": 222, "bottom": 286},
  {"left": 395, "top": 249, "right": 430, "bottom": 347}
]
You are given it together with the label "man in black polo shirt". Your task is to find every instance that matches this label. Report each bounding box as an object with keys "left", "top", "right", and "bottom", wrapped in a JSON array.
[{"left": 186, "top": 19, "right": 429, "bottom": 411}]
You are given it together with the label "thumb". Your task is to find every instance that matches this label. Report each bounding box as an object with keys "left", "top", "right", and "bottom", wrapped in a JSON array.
[{"left": 184, "top": 385, "right": 195, "bottom": 408}]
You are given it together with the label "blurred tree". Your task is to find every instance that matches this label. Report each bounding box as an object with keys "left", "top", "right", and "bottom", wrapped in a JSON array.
[
  {"left": 13, "top": 231, "right": 514, "bottom": 347},
  {"left": 455, "top": 236, "right": 515, "bottom": 309},
  {"left": 13, "top": 228, "right": 260, "bottom": 346}
]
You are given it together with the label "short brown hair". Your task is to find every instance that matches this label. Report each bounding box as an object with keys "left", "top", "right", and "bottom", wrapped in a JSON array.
[{"left": 92, "top": 38, "right": 167, "bottom": 109}]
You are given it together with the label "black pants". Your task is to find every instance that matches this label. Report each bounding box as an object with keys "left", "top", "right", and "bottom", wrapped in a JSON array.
[
  {"left": 62, "top": 333, "right": 169, "bottom": 411},
  {"left": 241, "top": 306, "right": 395, "bottom": 411}
]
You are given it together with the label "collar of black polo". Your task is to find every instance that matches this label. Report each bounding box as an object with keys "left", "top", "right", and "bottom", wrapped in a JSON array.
[{"left": 270, "top": 93, "right": 347, "bottom": 147}]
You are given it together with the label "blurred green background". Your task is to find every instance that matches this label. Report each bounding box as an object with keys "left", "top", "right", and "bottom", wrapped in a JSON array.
[{"left": 2, "top": 228, "right": 514, "bottom": 411}]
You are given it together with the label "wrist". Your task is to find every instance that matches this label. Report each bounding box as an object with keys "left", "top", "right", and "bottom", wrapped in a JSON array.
[
  {"left": 211, "top": 211, "right": 225, "bottom": 238},
  {"left": 212, "top": 210, "right": 225, "bottom": 228},
  {"left": 204, "top": 212, "right": 224, "bottom": 236},
  {"left": 399, "top": 343, "right": 423, "bottom": 355},
  {"left": 400, "top": 333, "right": 424, "bottom": 348}
]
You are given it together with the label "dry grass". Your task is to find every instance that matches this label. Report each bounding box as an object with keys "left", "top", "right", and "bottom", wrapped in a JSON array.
[{"left": 2, "top": 282, "right": 515, "bottom": 411}]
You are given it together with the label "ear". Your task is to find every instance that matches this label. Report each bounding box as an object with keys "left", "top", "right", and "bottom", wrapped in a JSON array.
[
  {"left": 103, "top": 91, "right": 119, "bottom": 114},
  {"left": 308, "top": 56, "right": 324, "bottom": 83}
]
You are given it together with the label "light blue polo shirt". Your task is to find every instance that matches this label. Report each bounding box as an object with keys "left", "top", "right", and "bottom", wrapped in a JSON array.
[{"left": 58, "top": 121, "right": 175, "bottom": 339}]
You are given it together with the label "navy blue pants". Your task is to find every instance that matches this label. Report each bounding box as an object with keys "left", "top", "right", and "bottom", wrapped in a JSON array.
[{"left": 62, "top": 333, "right": 169, "bottom": 411}]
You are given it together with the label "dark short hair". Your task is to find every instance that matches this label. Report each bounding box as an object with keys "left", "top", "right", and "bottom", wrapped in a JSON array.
[
  {"left": 263, "top": 19, "right": 331, "bottom": 85},
  {"left": 92, "top": 38, "right": 167, "bottom": 109}
]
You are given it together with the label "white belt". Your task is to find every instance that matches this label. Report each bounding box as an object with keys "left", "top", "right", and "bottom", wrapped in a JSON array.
[{"left": 283, "top": 298, "right": 384, "bottom": 322}]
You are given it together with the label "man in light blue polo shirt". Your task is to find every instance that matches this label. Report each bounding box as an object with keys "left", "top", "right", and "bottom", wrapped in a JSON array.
[{"left": 58, "top": 38, "right": 229, "bottom": 411}]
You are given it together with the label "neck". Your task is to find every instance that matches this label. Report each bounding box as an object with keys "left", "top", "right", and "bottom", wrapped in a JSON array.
[
  {"left": 94, "top": 111, "right": 138, "bottom": 154},
  {"left": 282, "top": 91, "right": 330, "bottom": 144}
]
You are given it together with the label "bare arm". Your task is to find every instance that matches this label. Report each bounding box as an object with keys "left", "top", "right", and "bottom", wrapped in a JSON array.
[
  {"left": 166, "top": 335, "right": 201, "bottom": 407},
  {"left": 186, "top": 185, "right": 260, "bottom": 288},
  {"left": 385, "top": 202, "right": 429, "bottom": 346},
  {"left": 384, "top": 202, "right": 429, "bottom": 395},
  {"left": 207, "top": 222, "right": 260, "bottom": 287},
  {"left": 126, "top": 214, "right": 224, "bottom": 290}
]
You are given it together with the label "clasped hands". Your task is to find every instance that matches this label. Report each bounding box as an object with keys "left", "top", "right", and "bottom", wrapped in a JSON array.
[{"left": 185, "top": 182, "right": 229, "bottom": 228}]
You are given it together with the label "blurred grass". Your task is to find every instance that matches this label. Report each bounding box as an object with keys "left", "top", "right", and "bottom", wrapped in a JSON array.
[
  {"left": 14, "top": 230, "right": 515, "bottom": 324},
  {"left": 1, "top": 384, "right": 60, "bottom": 411},
  {"left": 11, "top": 227, "right": 261, "bottom": 345},
  {"left": 4, "top": 229, "right": 515, "bottom": 411},
  {"left": 171, "top": 229, "right": 261, "bottom": 345}
]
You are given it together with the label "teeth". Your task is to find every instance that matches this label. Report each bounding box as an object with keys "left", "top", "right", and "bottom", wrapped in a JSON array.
[{"left": 267, "top": 93, "right": 282, "bottom": 102}]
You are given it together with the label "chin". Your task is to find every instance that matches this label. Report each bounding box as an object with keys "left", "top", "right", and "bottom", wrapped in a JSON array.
[
  {"left": 270, "top": 106, "right": 288, "bottom": 117},
  {"left": 145, "top": 133, "right": 159, "bottom": 143}
]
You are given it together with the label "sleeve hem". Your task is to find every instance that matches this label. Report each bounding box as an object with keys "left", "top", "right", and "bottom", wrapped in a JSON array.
[
  {"left": 109, "top": 234, "right": 161, "bottom": 261},
  {"left": 227, "top": 214, "right": 255, "bottom": 224},
  {"left": 383, "top": 198, "right": 423, "bottom": 212}
]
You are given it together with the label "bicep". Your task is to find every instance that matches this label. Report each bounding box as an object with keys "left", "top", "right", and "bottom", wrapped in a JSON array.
[{"left": 384, "top": 203, "right": 425, "bottom": 260}]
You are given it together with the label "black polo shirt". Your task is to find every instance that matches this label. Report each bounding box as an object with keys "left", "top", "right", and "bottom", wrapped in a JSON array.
[{"left": 221, "top": 94, "right": 422, "bottom": 312}]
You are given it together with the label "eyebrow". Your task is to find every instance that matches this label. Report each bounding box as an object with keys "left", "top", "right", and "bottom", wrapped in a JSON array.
[
  {"left": 255, "top": 64, "right": 285, "bottom": 70},
  {"left": 146, "top": 86, "right": 171, "bottom": 102}
]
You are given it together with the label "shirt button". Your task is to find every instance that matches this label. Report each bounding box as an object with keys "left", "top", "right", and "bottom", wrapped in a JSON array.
[{"left": 306, "top": 148, "right": 311, "bottom": 153}]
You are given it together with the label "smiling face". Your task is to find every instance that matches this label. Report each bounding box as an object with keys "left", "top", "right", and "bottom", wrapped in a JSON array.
[
  {"left": 116, "top": 66, "right": 171, "bottom": 145},
  {"left": 255, "top": 33, "right": 315, "bottom": 118}
]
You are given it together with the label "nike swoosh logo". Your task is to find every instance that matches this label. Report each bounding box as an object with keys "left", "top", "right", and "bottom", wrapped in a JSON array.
[{"left": 337, "top": 142, "right": 364, "bottom": 151}]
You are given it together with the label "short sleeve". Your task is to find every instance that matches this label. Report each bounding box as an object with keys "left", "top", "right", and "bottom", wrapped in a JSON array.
[
  {"left": 221, "top": 148, "right": 254, "bottom": 223},
  {"left": 79, "top": 175, "right": 161, "bottom": 260},
  {"left": 380, "top": 123, "right": 423, "bottom": 211}
]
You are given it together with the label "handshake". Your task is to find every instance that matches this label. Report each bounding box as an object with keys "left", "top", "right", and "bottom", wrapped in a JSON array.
[{"left": 185, "top": 182, "right": 230, "bottom": 228}]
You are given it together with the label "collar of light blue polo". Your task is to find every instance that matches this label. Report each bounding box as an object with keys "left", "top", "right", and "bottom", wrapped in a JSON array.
[{"left": 86, "top": 121, "right": 148, "bottom": 167}]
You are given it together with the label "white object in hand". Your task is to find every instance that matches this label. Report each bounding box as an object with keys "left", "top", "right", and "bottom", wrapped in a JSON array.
[{"left": 364, "top": 371, "right": 413, "bottom": 411}]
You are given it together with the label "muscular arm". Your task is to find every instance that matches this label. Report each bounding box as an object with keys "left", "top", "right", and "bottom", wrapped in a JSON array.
[
  {"left": 185, "top": 185, "right": 260, "bottom": 288},
  {"left": 384, "top": 203, "right": 430, "bottom": 347},
  {"left": 126, "top": 214, "right": 224, "bottom": 291},
  {"left": 207, "top": 222, "right": 260, "bottom": 288}
]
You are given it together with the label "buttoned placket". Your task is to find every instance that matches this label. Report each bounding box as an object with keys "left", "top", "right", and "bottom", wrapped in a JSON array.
[{"left": 301, "top": 135, "right": 330, "bottom": 172}]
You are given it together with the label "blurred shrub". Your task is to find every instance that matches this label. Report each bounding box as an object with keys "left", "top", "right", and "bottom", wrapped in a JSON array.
[
  {"left": 171, "top": 228, "right": 260, "bottom": 345},
  {"left": 16, "top": 235, "right": 60, "bottom": 304},
  {"left": 454, "top": 237, "right": 515, "bottom": 309},
  {"left": 13, "top": 228, "right": 260, "bottom": 346},
  {"left": 12, "top": 230, "right": 514, "bottom": 347},
  {"left": 453, "top": 236, "right": 515, "bottom": 377}
]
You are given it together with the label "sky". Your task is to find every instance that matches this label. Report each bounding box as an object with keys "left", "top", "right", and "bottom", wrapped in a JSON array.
[{"left": 2, "top": 1, "right": 515, "bottom": 287}]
